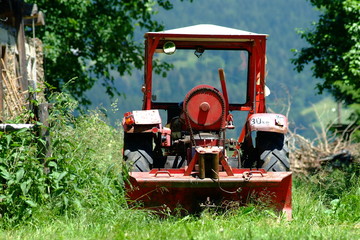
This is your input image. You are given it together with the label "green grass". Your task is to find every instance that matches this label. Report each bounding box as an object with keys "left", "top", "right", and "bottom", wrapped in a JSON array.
[
  {"left": 0, "top": 93, "right": 359, "bottom": 239},
  {"left": 1, "top": 167, "right": 359, "bottom": 239},
  {"left": 1, "top": 175, "right": 359, "bottom": 240}
]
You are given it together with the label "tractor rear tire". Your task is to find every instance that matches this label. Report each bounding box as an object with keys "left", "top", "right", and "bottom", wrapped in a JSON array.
[
  {"left": 123, "top": 133, "right": 153, "bottom": 172},
  {"left": 124, "top": 149, "right": 153, "bottom": 172},
  {"left": 256, "top": 131, "right": 290, "bottom": 172}
]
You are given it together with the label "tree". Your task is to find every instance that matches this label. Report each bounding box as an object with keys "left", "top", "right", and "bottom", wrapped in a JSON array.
[
  {"left": 26, "top": 0, "right": 187, "bottom": 105},
  {"left": 292, "top": 0, "right": 360, "bottom": 119}
]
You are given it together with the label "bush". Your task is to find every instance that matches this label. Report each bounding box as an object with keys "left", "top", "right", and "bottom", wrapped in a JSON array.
[
  {"left": 0, "top": 127, "right": 48, "bottom": 223},
  {"left": 0, "top": 92, "right": 126, "bottom": 226}
]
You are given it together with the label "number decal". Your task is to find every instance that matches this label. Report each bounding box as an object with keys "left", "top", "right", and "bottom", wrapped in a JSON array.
[{"left": 250, "top": 117, "right": 270, "bottom": 126}]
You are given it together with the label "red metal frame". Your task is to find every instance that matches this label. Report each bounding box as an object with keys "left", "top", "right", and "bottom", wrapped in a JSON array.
[{"left": 142, "top": 31, "right": 267, "bottom": 115}]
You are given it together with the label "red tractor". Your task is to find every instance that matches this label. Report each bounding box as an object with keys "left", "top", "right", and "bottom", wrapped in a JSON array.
[{"left": 122, "top": 24, "right": 291, "bottom": 219}]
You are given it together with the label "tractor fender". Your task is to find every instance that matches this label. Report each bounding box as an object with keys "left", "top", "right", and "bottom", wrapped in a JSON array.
[
  {"left": 122, "top": 109, "right": 162, "bottom": 133},
  {"left": 247, "top": 113, "right": 288, "bottom": 134},
  {"left": 122, "top": 109, "right": 172, "bottom": 147}
]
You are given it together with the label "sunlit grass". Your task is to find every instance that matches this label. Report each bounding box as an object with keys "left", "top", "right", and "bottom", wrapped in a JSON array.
[
  {"left": 2, "top": 172, "right": 359, "bottom": 240},
  {"left": 0, "top": 93, "right": 358, "bottom": 239}
]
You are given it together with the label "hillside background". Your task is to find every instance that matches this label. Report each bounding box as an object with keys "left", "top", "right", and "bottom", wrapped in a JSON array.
[{"left": 84, "top": 0, "right": 345, "bottom": 138}]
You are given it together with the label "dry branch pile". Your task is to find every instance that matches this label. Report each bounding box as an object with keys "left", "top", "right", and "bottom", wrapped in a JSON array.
[{"left": 289, "top": 130, "right": 360, "bottom": 174}]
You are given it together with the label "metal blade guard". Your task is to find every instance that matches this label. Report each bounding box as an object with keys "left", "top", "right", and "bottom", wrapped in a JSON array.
[{"left": 126, "top": 154, "right": 292, "bottom": 219}]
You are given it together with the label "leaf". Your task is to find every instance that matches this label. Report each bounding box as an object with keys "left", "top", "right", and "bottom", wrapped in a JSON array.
[
  {"left": 0, "top": 194, "right": 6, "bottom": 201},
  {"left": 0, "top": 166, "right": 12, "bottom": 180},
  {"left": 25, "top": 200, "right": 37, "bottom": 208},
  {"left": 48, "top": 161, "right": 58, "bottom": 168},
  {"left": 5, "top": 134, "right": 11, "bottom": 147},
  {"left": 73, "top": 198, "right": 82, "bottom": 210},
  {"left": 241, "top": 206, "right": 255, "bottom": 215},
  {"left": 16, "top": 128, "right": 30, "bottom": 134},
  {"left": 10, "top": 143, "right": 21, "bottom": 147},
  {"left": 63, "top": 195, "right": 69, "bottom": 209},
  {"left": 264, "top": 209, "right": 277, "bottom": 218},
  {"left": 57, "top": 171, "right": 68, "bottom": 181},
  {"left": 20, "top": 181, "right": 29, "bottom": 195},
  {"left": 16, "top": 168, "right": 25, "bottom": 182}
]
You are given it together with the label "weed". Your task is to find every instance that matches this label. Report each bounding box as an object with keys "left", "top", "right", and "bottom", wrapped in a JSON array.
[{"left": 0, "top": 92, "right": 126, "bottom": 226}]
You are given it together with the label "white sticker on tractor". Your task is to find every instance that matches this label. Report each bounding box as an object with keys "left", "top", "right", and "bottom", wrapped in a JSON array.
[{"left": 133, "top": 110, "right": 162, "bottom": 125}]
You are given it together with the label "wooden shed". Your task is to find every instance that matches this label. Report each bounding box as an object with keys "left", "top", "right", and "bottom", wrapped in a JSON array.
[{"left": 0, "top": 0, "right": 45, "bottom": 121}]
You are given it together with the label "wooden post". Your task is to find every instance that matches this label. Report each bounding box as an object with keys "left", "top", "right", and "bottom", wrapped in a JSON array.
[
  {"left": 38, "top": 103, "right": 52, "bottom": 160},
  {"left": 14, "top": 0, "right": 33, "bottom": 112},
  {"left": 0, "top": 47, "right": 4, "bottom": 120},
  {"left": 14, "top": 1, "right": 28, "bottom": 91}
]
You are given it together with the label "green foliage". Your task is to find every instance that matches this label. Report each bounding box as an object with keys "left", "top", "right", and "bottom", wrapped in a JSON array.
[
  {"left": 292, "top": 0, "right": 360, "bottom": 124},
  {"left": 0, "top": 90, "right": 358, "bottom": 235},
  {"left": 0, "top": 92, "right": 125, "bottom": 226},
  {"left": 293, "top": 167, "right": 360, "bottom": 224},
  {"left": 47, "top": 92, "right": 126, "bottom": 215},
  {"left": 25, "top": 0, "right": 190, "bottom": 105},
  {"left": 0, "top": 128, "right": 48, "bottom": 223},
  {"left": 1, "top": 170, "right": 359, "bottom": 239}
]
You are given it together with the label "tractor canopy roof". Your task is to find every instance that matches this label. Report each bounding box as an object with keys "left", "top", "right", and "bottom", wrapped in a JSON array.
[
  {"left": 145, "top": 24, "right": 268, "bottom": 42},
  {"left": 143, "top": 24, "right": 269, "bottom": 113}
]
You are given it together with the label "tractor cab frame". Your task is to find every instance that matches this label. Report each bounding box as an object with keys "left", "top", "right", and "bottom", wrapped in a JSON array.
[{"left": 143, "top": 24, "right": 267, "bottom": 115}]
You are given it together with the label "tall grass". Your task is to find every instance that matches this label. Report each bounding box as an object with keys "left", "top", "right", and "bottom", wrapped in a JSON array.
[
  {"left": 2, "top": 172, "right": 358, "bottom": 239},
  {"left": 293, "top": 168, "right": 360, "bottom": 225},
  {"left": 0, "top": 92, "right": 126, "bottom": 226},
  {"left": 47, "top": 93, "right": 126, "bottom": 216},
  {"left": 0, "top": 92, "right": 359, "bottom": 239}
]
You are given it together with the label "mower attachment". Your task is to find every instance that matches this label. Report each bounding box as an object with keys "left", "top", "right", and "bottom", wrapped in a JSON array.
[{"left": 126, "top": 168, "right": 292, "bottom": 220}]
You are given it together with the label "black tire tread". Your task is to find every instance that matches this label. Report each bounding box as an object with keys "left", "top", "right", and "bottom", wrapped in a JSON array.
[
  {"left": 124, "top": 149, "right": 152, "bottom": 172},
  {"left": 123, "top": 132, "right": 153, "bottom": 172},
  {"left": 256, "top": 132, "right": 290, "bottom": 172}
]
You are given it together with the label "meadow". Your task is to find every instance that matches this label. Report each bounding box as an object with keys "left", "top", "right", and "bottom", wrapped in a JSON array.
[{"left": 0, "top": 93, "right": 358, "bottom": 239}]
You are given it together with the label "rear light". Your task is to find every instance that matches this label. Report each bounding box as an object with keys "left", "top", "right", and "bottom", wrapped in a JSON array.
[
  {"left": 151, "top": 127, "right": 159, "bottom": 133},
  {"left": 124, "top": 112, "right": 135, "bottom": 125}
]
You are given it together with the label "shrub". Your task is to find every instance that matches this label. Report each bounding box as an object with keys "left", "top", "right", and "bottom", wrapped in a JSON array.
[
  {"left": 0, "top": 92, "right": 126, "bottom": 226},
  {"left": 0, "top": 127, "right": 48, "bottom": 223}
]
